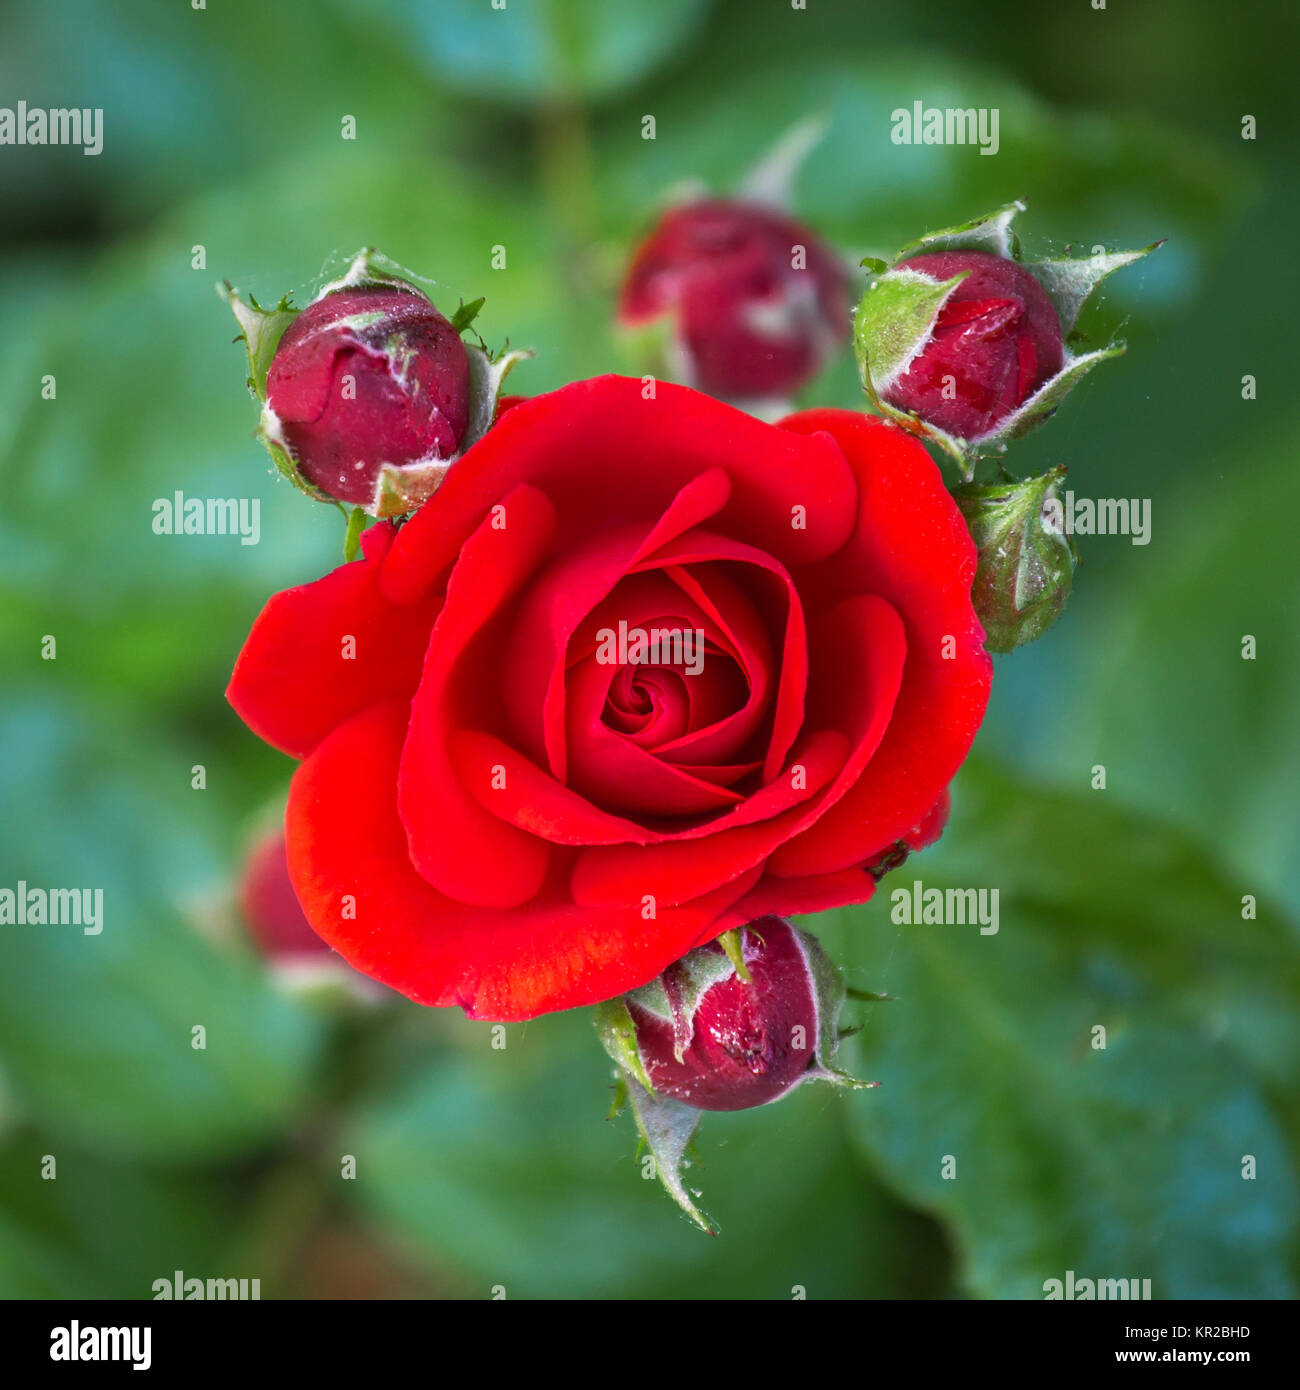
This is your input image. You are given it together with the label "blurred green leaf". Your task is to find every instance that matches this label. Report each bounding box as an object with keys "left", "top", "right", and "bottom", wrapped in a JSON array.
[
  {"left": 342, "top": 1013, "right": 951, "bottom": 1298},
  {"left": 0, "top": 695, "right": 324, "bottom": 1160},
  {"left": 820, "top": 759, "right": 1300, "bottom": 1298},
  {"left": 1023, "top": 421, "right": 1300, "bottom": 901},
  {"left": 0, "top": 1131, "right": 238, "bottom": 1298},
  {"left": 360, "top": 0, "right": 713, "bottom": 104}
]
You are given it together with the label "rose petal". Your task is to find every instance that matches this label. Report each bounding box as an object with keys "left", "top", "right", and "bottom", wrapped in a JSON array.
[
  {"left": 570, "top": 594, "right": 906, "bottom": 907},
  {"left": 768, "top": 411, "right": 992, "bottom": 876},
  {"left": 397, "top": 483, "right": 557, "bottom": 909},
  {"left": 288, "top": 699, "right": 763, "bottom": 1020},
  {"left": 227, "top": 522, "right": 438, "bottom": 759},
  {"left": 379, "top": 376, "right": 858, "bottom": 606},
  {"left": 506, "top": 468, "right": 734, "bottom": 781}
]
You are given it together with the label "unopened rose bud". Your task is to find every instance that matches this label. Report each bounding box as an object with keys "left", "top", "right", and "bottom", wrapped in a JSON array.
[
  {"left": 618, "top": 199, "right": 849, "bottom": 406},
  {"left": 626, "top": 918, "right": 825, "bottom": 1111},
  {"left": 853, "top": 202, "right": 1160, "bottom": 468},
  {"left": 239, "top": 829, "right": 383, "bottom": 1001},
  {"left": 265, "top": 283, "right": 470, "bottom": 510},
  {"left": 878, "top": 250, "right": 1064, "bottom": 442},
  {"left": 223, "top": 249, "right": 528, "bottom": 521},
  {"left": 596, "top": 917, "right": 873, "bottom": 1230},
  {"left": 238, "top": 830, "right": 333, "bottom": 962},
  {"left": 954, "top": 466, "right": 1076, "bottom": 651}
]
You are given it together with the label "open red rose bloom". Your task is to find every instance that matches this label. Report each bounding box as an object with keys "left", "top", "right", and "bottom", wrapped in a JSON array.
[{"left": 228, "top": 376, "right": 990, "bottom": 1020}]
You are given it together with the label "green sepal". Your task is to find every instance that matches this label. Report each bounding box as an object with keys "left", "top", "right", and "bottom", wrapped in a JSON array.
[
  {"left": 853, "top": 267, "right": 969, "bottom": 396},
  {"left": 342, "top": 505, "right": 368, "bottom": 562},
  {"left": 1026, "top": 240, "right": 1165, "bottom": 338},
  {"left": 717, "top": 927, "right": 751, "bottom": 983},
  {"left": 804, "top": 1062, "right": 881, "bottom": 1091},
  {"left": 451, "top": 296, "right": 486, "bottom": 335},
  {"left": 895, "top": 199, "right": 1026, "bottom": 262},
  {"left": 219, "top": 284, "right": 299, "bottom": 403},
  {"left": 595, "top": 973, "right": 718, "bottom": 1230},
  {"left": 626, "top": 949, "right": 734, "bottom": 1062},
  {"left": 592, "top": 997, "right": 657, "bottom": 1096},
  {"left": 789, "top": 926, "right": 878, "bottom": 1096},
  {"left": 622, "top": 1074, "right": 716, "bottom": 1234},
  {"left": 254, "top": 408, "right": 334, "bottom": 503},
  {"left": 462, "top": 344, "right": 532, "bottom": 453},
  {"left": 954, "top": 465, "right": 1077, "bottom": 652},
  {"left": 845, "top": 987, "right": 894, "bottom": 1004},
  {"left": 975, "top": 343, "right": 1127, "bottom": 451},
  {"left": 607, "top": 1075, "right": 629, "bottom": 1121},
  {"left": 316, "top": 246, "right": 431, "bottom": 298},
  {"left": 857, "top": 343, "right": 974, "bottom": 478}
]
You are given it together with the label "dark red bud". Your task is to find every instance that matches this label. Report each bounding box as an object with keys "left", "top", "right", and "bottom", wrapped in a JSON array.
[
  {"left": 626, "top": 917, "right": 822, "bottom": 1111},
  {"left": 238, "top": 830, "right": 329, "bottom": 961},
  {"left": 265, "top": 285, "right": 470, "bottom": 507},
  {"left": 619, "top": 199, "right": 849, "bottom": 401},
  {"left": 883, "top": 250, "right": 1064, "bottom": 440}
]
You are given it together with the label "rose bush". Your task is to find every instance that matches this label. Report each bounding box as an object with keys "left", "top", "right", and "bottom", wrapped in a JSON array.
[{"left": 228, "top": 376, "right": 990, "bottom": 1020}]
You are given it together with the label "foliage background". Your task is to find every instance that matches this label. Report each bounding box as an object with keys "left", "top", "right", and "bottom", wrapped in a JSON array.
[{"left": 0, "top": 0, "right": 1296, "bottom": 1298}]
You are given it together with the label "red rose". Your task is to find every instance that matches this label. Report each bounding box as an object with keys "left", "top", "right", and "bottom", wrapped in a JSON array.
[
  {"left": 227, "top": 376, "right": 990, "bottom": 1020},
  {"left": 618, "top": 199, "right": 849, "bottom": 402}
]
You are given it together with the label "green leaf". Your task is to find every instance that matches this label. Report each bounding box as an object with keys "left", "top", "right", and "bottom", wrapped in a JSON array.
[
  {"left": 1026, "top": 420, "right": 1300, "bottom": 905},
  {"left": 366, "top": 0, "right": 713, "bottom": 103},
  {"left": 0, "top": 1132, "right": 238, "bottom": 1298},
  {"left": 0, "top": 697, "right": 324, "bottom": 1160},
  {"left": 343, "top": 1014, "right": 953, "bottom": 1297},
  {"left": 823, "top": 759, "right": 1300, "bottom": 1298}
]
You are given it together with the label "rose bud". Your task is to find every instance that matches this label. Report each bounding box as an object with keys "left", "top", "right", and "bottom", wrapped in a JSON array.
[
  {"left": 238, "top": 828, "right": 385, "bottom": 1002},
  {"left": 878, "top": 250, "right": 1064, "bottom": 442},
  {"left": 853, "top": 201, "right": 1161, "bottom": 468},
  {"left": 954, "top": 466, "right": 1076, "bottom": 651},
  {"left": 618, "top": 199, "right": 849, "bottom": 407},
  {"left": 223, "top": 250, "right": 528, "bottom": 520},
  {"left": 238, "top": 829, "right": 329, "bottom": 963},
  {"left": 596, "top": 918, "right": 873, "bottom": 1230},
  {"left": 264, "top": 283, "right": 470, "bottom": 511}
]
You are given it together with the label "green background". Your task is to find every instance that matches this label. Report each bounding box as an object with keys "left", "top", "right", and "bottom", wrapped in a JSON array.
[{"left": 0, "top": 0, "right": 1296, "bottom": 1298}]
